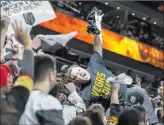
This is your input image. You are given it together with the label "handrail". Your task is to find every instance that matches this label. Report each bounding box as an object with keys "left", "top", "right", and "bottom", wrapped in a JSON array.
[{"left": 31, "top": 34, "right": 154, "bottom": 79}]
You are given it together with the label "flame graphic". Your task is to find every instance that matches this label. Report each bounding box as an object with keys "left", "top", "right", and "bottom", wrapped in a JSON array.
[{"left": 40, "top": 12, "right": 164, "bottom": 69}]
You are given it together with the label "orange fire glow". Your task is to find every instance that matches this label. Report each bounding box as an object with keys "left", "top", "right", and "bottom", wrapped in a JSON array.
[{"left": 40, "top": 12, "right": 164, "bottom": 69}]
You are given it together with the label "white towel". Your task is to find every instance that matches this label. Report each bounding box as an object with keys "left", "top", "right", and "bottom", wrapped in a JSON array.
[
  {"left": 108, "top": 73, "right": 133, "bottom": 85},
  {"left": 36, "top": 31, "right": 78, "bottom": 47}
]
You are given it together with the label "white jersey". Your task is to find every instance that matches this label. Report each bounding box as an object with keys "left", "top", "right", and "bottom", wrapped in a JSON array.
[{"left": 19, "top": 90, "right": 64, "bottom": 125}]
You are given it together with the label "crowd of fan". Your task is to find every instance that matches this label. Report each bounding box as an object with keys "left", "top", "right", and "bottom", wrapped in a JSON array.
[
  {"left": 0, "top": 9, "right": 163, "bottom": 125},
  {"left": 53, "top": 1, "right": 164, "bottom": 50},
  {"left": 102, "top": 15, "right": 164, "bottom": 50},
  {"left": 57, "top": 0, "right": 164, "bottom": 50}
]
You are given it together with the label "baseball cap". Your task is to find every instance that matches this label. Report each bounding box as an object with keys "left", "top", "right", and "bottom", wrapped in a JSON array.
[
  {"left": 0, "top": 64, "right": 12, "bottom": 87},
  {"left": 125, "top": 92, "right": 144, "bottom": 106}
]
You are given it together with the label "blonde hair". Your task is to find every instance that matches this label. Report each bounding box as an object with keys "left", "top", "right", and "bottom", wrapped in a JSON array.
[{"left": 67, "top": 65, "right": 79, "bottom": 76}]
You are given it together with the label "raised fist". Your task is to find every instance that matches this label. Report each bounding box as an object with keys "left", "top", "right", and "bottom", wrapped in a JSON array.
[{"left": 65, "top": 83, "right": 76, "bottom": 94}]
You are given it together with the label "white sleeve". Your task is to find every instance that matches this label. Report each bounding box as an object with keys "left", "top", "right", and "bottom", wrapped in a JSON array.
[{"left": 68, "top": 91, "right": 86, "bottom": 111}]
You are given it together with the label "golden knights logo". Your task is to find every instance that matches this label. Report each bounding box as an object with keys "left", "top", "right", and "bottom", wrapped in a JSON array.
[
  {"left": 23, "top": 12, "right": 35, "bottom": 25},
  {"left": 130, "top": 96, "right": 136, "bottom": 104}
]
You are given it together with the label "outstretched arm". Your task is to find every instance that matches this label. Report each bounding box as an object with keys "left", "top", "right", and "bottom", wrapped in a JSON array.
[
  {"left": 94, "top": 34, "right": 102, "bottom": 56},
  {"left": 107, "top": 84, "right": 120, "bottom": 124},
  {"left": 0, "top": 16, "right": 10, "bottom": 61},
  {"left": 94, "top": 12, "right": 104, "bottom": 57}
]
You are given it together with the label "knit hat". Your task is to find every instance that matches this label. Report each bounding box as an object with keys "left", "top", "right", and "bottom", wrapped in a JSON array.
[{"left": 0, "top": 64, "right": 12, "bottom": 87}]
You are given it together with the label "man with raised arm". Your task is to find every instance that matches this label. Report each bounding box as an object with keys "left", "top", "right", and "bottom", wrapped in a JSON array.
[
  {"left": 63, "top": 9, "right": 131, "bottom": 106},
  {"left": 79, "top": 11, "right": 115, "bottom": 102},
  {"left": 0, "top": 18, "right": 34, "bottom": 124}
]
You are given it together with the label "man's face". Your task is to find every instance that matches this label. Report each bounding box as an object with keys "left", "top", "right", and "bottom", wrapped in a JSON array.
[
  {"left": 70, "top": 66, "right": 90, "bottom": 83},
  {"left": 158, "top": 82, "right": 164, "bottom": 98},
  {"left": 8, "top": 74, "right": 13, "bottom": 86},
  {"left": 5, "top": 75, "right": 13, "bottom": 93},
  {"left": 12, "top": 44, "right": 19, "bottom": 53},
  {"left": 56, "top": 76, "right": 63, "bottom": 84}
]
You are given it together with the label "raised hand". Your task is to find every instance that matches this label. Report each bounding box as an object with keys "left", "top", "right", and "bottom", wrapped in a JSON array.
[
  {"left": 111, "top": 83, "right": 120, "bottom": 93},
  {"left": 12, "top": 20, "right": 31, "bottom": 50},
  {"left": 95, "top": 11, "right": 104, "bottom": 31},
  {"left": 65, "top": 83, "right": 76, "bottom": 94}
]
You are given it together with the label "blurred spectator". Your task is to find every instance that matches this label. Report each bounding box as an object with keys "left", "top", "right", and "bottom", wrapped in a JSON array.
[
  {"left": 133, "top": 105, "right": 147, "bottom": 125},
  {"left": 158, "top": 81, "right": 163, "bottom": 99},
  {"left": 0, "top": 16, "right": 10, "bottom": 62},
  {"left": 5, "top": 61, "right": 21, "bottom": 82},
  {"left": 3, "top": 36, "right": 23, "bottom": 67},
  {"left": 87, "top": 104, "right": 106, "bottom": 124},
  {"left": 125, "top": 86, "right": 158, "bottom": 125},
  {"left": 60, "top": 83, "right": 86, "bottom": 124},
  {"left": 157, "top": 108, "right": 163, "bottom": 124},
  {"left": 68, "top": 116, "right": 92, "bottom": 125},
  {"left": 0, "top": 64, "right": 13, "bottom": 89},
  {"left": 1, "top": 19, "right": 34, "bottom": 125},
  {"left": 152, "top": 76, "right": 161, "bottom": 88},
  {"left": 19, "top": 55, "right": 64, "bottom": 125},
  {"left": 107, "top": 83, "right": 120, "bottom": 124},
  {"left": 80, "top": 4, "right": 90, "bottom": 20},
  {"left": 118, "top": 107, "right": 139, "bottom": 125},
  {"left": 83, "top": 106, "right": 105, "bottom": 125}
]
